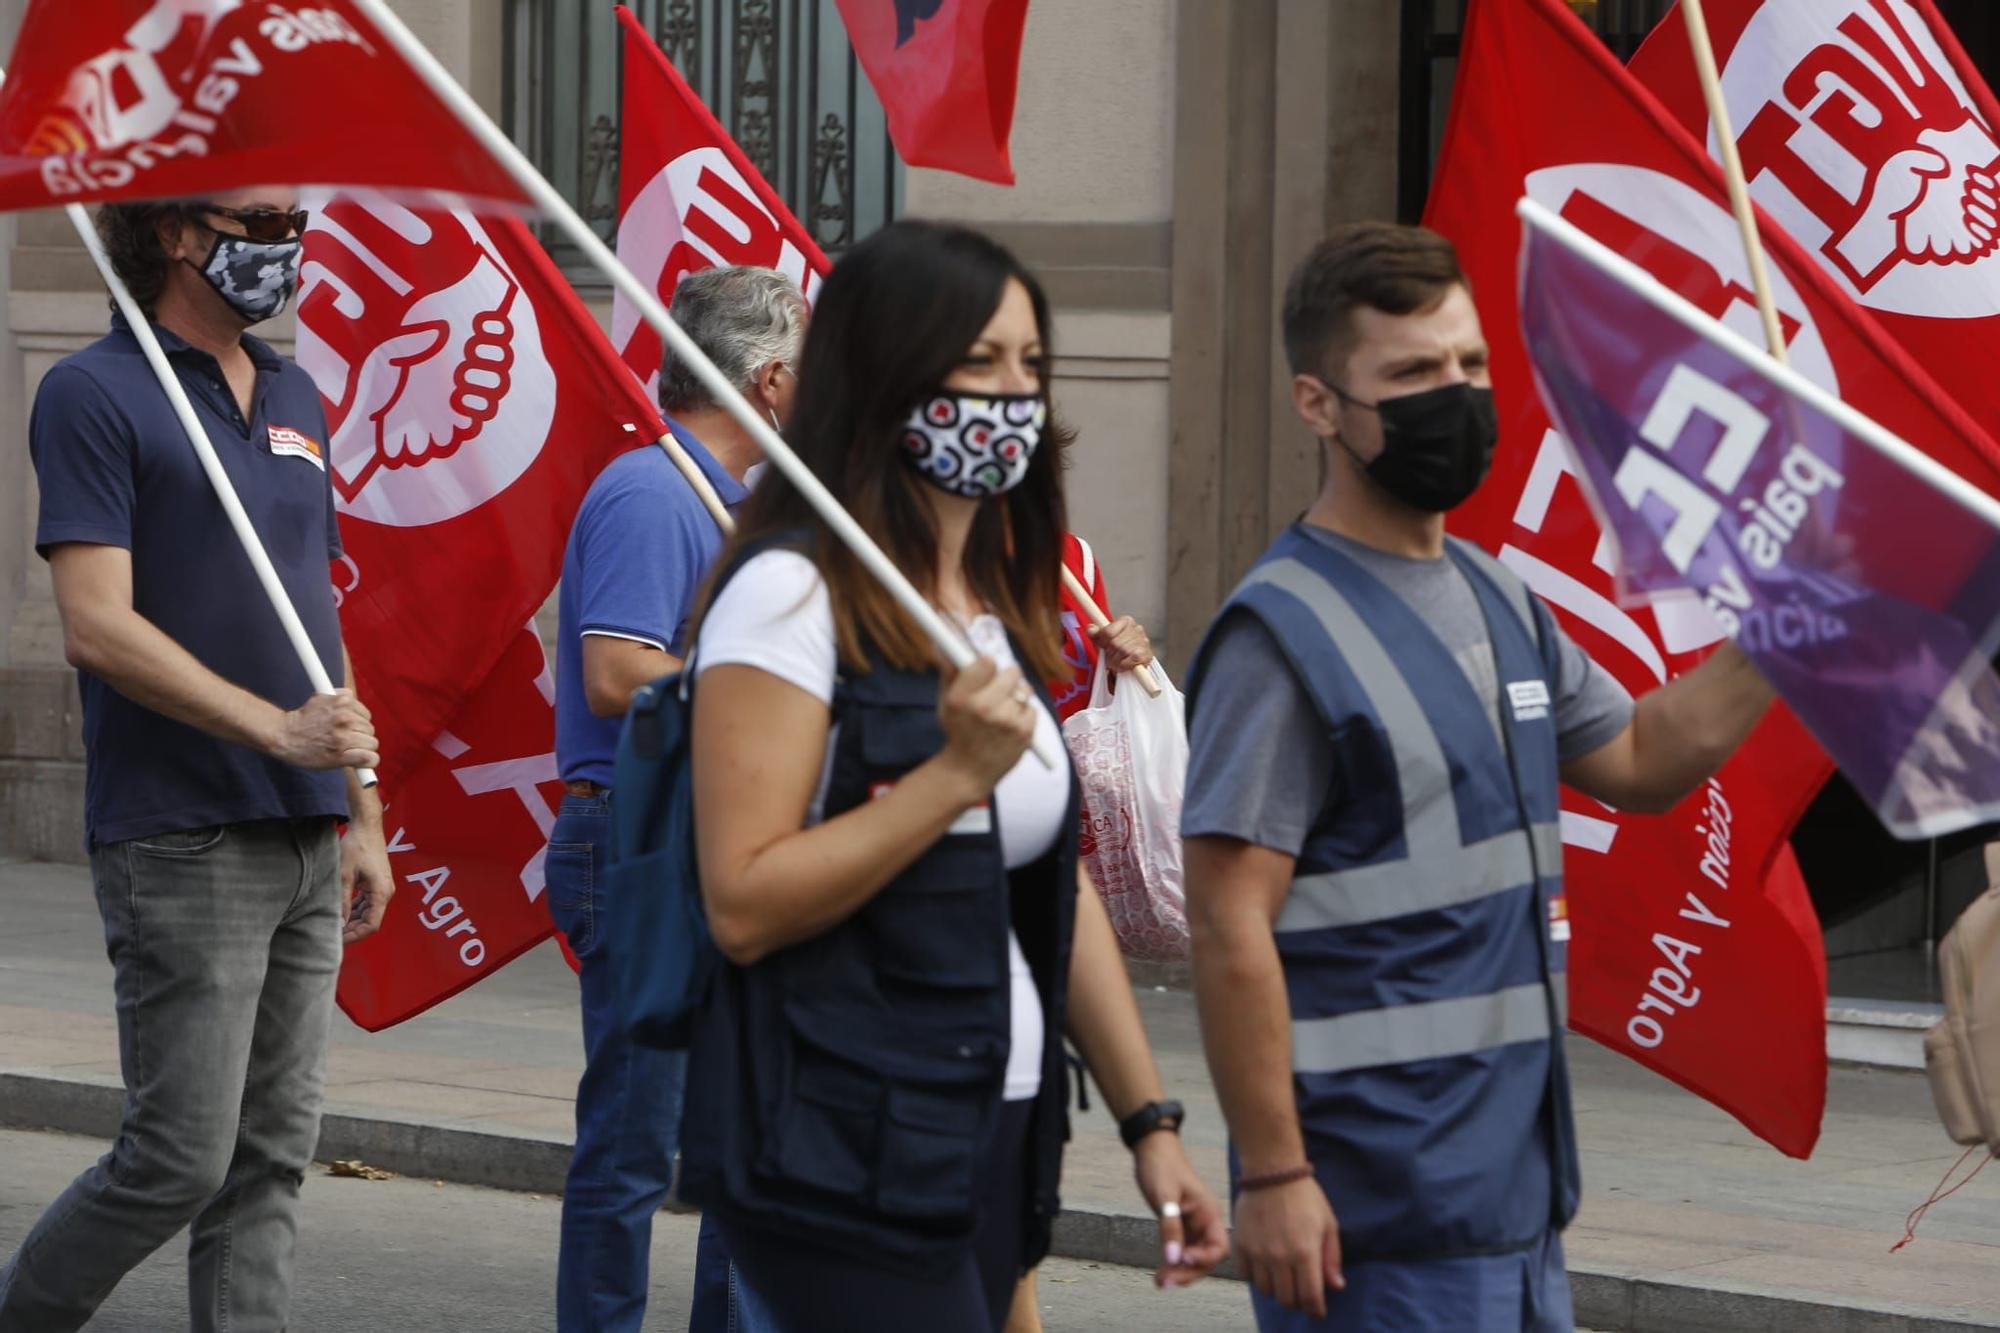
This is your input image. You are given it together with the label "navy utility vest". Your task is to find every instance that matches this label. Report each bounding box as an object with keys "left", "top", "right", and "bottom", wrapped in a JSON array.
[
  {"left": 1187, "top": 525, "right": 1579, "bottom": 1260},
  {"left": 677, "top": 542, "right": 1082, "bottom": 1274}
]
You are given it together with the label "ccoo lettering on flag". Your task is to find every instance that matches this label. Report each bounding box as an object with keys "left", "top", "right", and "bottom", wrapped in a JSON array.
[
  {"left": 1518, "top": 202, "right": 2000, "bottom": 842},
  {"left": 1435, "top": 0, "right": 2000, "bottom": 1157}
]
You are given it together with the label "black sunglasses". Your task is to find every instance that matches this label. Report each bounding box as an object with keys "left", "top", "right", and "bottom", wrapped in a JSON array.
[{"left": 191, "top": 202, "right": 310, "bottom": 243}]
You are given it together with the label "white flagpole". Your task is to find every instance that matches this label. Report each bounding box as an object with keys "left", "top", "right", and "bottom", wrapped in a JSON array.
[
  {"left": 61, "top": 202, "right": 378, "bottom": 789},
  {"left": 1516, "top": 197, "right": 2000, "bottom": 534},
  {"left": 0, "top": 56, "right": 374, "bottom": 791},
  {"left": 347, "top": 0, "right": 1059, "bottom": 768},
  {"left": 1681, "top": 0, "right": 1788, "bottom": 365}
]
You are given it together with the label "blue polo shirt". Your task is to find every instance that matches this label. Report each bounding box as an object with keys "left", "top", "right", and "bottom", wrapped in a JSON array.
[
  {"left": 31, "top": 313, "right": 349, "bottom": 846},
  {"left": 556, "top": 422, "right": 749, "bottom": 790}
]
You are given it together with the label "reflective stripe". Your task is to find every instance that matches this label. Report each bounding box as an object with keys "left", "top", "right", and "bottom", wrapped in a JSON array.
[
  {"left": 1292, "top": 982, "right": 1553, "bottom": 1075},
  {"left": 1451, "top": 538, "right": 1540, "bottom": 649},
  {"left": 1245, "top": 559, "right": 1562, "bottom": 935},
  {"left": 1530, "top": 819, "right": 1563, "bottom": 874},
  {"left": 1551, "top": 971, "right": 1569, "bottom": 1028},
  {"left": 1279, "top": 821, "right": 1563, "bottom": 931}
]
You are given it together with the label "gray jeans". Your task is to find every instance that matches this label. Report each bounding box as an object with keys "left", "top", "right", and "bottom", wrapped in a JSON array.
[{"left": 0, "top": 817, "right": 342, "bottom": 1333}]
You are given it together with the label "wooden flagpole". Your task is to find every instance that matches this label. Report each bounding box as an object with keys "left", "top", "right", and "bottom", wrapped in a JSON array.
[
  {"left": 1681, "top": 0, "right": 1789, "bottom": 364},
  {"left": 350, "top": 0, "right": 1059, "bottom": 768},
  {"left": 1059, "top": 564, "right": 1164, "bottom": 698},
  {"left": 65, "top": 202, "right": 379, "bottom": 788}
]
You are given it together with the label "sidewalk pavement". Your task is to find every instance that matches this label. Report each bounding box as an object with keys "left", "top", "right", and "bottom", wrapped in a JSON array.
[{"left": 4, "top": 857, "right": 1998, "bottom": 1332}]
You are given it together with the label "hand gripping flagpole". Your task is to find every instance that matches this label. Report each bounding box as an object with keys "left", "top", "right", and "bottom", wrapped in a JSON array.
[
  {"left": 1058, "top": 564, "right": 1164, "bottom": 698},
  {"left": 1681, "top": 0, "right": 1788, "bottom": 365},
  {"left": 348, "top": 0, "right": 1060, "bottom": 768},
  {"left": 60, "top": 201, "right": 378, "bottom": 789}
]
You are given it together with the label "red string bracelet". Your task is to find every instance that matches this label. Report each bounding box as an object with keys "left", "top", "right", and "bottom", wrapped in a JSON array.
[{"left": 1238, "top": 1164, "right": 1315, "bottom": 1193}]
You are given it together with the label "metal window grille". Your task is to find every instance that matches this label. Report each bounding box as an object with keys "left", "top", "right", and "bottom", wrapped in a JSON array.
[{"left": 504, "top": 0, "right": 903, "bottom": 264}]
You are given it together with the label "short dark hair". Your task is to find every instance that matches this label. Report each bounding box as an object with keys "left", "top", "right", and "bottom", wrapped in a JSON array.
[
  {"left": 1282, "top": 223, "right": 1467, "bottom": 379},
  {"left": 93, "top": 202, "right": 187, "bottom": 314}
]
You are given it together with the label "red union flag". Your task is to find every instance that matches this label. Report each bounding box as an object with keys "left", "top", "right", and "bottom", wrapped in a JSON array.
[
  {"left": 833, "top": 0, "right": 1029, "bottom": 184},
  {"left": 337, "top": 626, "right": 568, "bottom": 1031},
  {"left": 1631, "top": 1, "right": 2000, "bottom": 437},
  {"left": 613, "top": 5, "right": 828, "bottom": 400},
  {"left": 0, "top": 0, "right": 527, "bottom": 211},
  {"left": 1430, "top": 0, "right": 2000, "bottom": 1156},
  {"left": 297, "top": 194, "right": 666, "bottom": 1028},
  {"left": 300, "top": 193, "right": 665, "bottom": 773}
]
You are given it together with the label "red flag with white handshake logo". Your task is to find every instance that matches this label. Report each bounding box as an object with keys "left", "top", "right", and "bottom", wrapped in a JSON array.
[
  {"left": 612, "top": 4, "right": 827, "bottom": 401},
  {"left": 1630, "top": 0, "right": 2000, "bottom": 440},
  {"left": 1431, "top": 0, "right": 2000, "bottom": 1156},
  {"left": 0, "top": 0, "right": 529, "bottom": 211},
  {"left": 296, "top": 195, "right": 667, "bottom": 1029}
]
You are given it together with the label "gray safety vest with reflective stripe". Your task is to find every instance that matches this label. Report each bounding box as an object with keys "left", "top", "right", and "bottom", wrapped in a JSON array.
[{"left": 1186, "top": 525, "right": 1580, "bottom": 1261}]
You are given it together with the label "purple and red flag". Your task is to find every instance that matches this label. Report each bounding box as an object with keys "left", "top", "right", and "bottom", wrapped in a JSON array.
[{"left": 1520, "top": 203, "right": 2000, "bottom": 841}]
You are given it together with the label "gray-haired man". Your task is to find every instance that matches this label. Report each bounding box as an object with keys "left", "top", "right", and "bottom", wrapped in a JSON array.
[{"left": 549, "top": 265, "right": 805, "bottom": 1333}]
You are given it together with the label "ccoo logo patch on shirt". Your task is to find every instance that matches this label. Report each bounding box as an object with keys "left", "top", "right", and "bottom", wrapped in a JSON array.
[{"left": 268, "top": 426, "right": 326, "bottom": 471}]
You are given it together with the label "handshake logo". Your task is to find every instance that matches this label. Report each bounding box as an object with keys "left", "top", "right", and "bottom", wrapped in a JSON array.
[
  {"left": 296, "top": 197, "right": 557, "bottom": 529},
  {"left": 1731, "top": 0, "right": 2000, "bottom": 307}
]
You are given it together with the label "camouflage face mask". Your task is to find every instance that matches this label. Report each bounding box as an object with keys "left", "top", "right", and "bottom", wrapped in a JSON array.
[{"left": 189, "top": 229, "right": 302, "bottom": 324}]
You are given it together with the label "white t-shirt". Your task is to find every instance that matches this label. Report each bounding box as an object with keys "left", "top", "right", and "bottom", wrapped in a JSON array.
[{"left": 698, "top": 549, "right": 1066, "bottom": 1101}]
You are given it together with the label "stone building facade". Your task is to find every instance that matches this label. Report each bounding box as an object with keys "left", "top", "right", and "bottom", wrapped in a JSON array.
[{"left": 0, "top": 0, "right": 1406, "bottom": 860}]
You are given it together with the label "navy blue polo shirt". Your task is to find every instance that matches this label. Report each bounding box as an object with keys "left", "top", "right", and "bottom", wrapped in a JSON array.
[
  {"left": 555, "top": 422, "right": 749, "bottom": 790},
  {"left": 31, "top": 312, "right": 349, "bottom": 846}
]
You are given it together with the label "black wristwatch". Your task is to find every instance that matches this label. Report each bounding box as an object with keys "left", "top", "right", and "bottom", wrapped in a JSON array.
[{"left": 1119, "top": 1098, "right": 1185, "bottom": 1150}]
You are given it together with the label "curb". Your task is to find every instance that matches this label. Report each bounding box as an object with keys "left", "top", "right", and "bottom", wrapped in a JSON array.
[{"left": 3, "top": 1069, "right": 1993, "bottom": 1332}]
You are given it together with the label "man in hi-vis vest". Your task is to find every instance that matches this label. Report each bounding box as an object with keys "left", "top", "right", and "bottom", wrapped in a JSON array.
[{"left": 1183, "top": 223, "right": 1776, "bottom": 1333}]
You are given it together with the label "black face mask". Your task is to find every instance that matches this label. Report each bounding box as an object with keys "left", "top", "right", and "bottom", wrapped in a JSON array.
[{"left": 1328, "top": 381, "right": 1499, "bottom": 513}]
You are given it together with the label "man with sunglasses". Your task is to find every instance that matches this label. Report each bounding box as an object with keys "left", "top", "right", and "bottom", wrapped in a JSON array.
[{"left": 0, "top": 189, "right": 390, "bottom": 1333}]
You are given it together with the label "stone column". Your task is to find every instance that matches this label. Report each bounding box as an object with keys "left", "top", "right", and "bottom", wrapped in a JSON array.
[{"left": 1164, "top": 0, "right": 1401, "bottom": 665}]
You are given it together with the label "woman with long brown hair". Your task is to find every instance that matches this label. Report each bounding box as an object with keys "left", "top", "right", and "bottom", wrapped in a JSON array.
[{"left": 674, "top": 220, "right": 1226, "bottom": 1331}]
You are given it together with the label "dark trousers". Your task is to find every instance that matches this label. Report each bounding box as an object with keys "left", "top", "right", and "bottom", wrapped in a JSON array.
[
  {"left": 0, "top": 818, "right": 343, "bottom": 1333},
  {"left": 719, "top": 1096, "right": 1037, "bottom": 1333},
  {"left": 1250, "top": 1228, "right": 1575, "bottom": 1332}
]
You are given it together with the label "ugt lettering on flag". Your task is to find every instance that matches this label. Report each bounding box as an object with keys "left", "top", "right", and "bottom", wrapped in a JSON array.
[{"left": 1517, "top": 198, "right": 2000, "bottom": 839}]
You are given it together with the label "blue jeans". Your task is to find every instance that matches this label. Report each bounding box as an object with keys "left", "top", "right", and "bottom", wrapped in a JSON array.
[
  {"left": 547, "top": 793, "right": 764, "bottom": 1333},
  {"left": 1250, "top": 1228, "right": 1575, "bottom": 1332}
]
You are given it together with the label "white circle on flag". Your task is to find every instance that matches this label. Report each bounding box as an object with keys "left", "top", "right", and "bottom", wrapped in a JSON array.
[
  {"left": 1524, "top": 163, "right": 1839, "bottom": 395},
  {"left": 297, "top": 200, "right": 558, "bottom": 528}
]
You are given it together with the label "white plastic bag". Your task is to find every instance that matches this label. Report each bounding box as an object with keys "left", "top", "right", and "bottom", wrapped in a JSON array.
[{"left": 1060, "top": 657, "right": 1190, "bottom": 962}]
